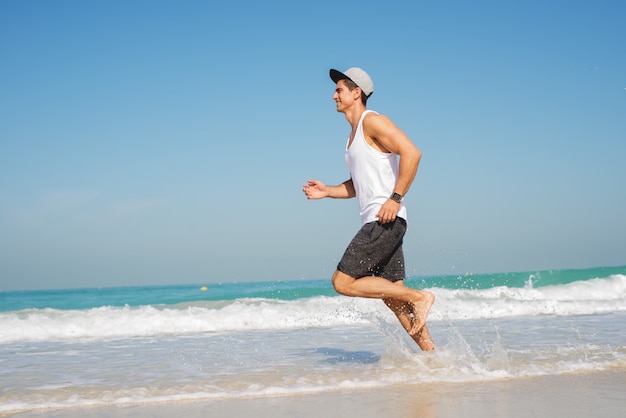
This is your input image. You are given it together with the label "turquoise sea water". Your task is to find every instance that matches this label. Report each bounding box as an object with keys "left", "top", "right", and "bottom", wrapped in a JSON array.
[
  {"left": 1, "top": 265, "right": 625, "bottom": 415},
  {"left": 3, "top": 265, "right": 622, "bottom": 312}
]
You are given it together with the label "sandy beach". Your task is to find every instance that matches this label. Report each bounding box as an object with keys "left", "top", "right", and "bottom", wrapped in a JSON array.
[{"left": 14, "top": 369, "right": 626, "bottom": 418}]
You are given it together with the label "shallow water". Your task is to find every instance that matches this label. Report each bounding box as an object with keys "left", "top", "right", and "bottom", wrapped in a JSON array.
[
  {"left": 2, "top": 267, "right": 625, "bottom": 415},
  {"left": 2, "top": 311, "right": 625, "bottom": 414}
]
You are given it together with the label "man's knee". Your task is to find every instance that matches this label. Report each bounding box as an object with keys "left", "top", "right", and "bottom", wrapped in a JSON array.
[{"left": 332, "top": 270, "right": 354, "bottom": 296}]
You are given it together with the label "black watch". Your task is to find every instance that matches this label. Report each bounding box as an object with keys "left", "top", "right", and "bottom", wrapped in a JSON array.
[{"left": 390, "top": 192, "right": 403, "bottom": 203}]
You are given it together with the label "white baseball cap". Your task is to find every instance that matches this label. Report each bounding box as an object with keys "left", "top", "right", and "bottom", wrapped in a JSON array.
[{"left": 330, "top": 67, "right": 374, "bottom": 97}]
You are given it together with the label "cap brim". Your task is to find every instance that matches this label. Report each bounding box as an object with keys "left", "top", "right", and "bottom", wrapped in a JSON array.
[{"left": 330, "top": 69, "right": 350, "bottom": 84}]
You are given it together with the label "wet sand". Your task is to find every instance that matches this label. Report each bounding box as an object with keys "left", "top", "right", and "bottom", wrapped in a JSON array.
[{"left": 13, "top": 369, "right": 626, "bottom": 418}]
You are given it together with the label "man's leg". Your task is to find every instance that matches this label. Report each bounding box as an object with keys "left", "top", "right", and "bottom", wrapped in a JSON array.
[
  {"left": 383, "top": 295, "right": 435, "bottom": 351},
  {"left": 332, "top": 270, "right": 435, "bottom": 335}
]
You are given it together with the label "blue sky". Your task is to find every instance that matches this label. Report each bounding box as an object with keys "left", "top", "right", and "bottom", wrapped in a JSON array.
[{"left": 1, "top": 0, "right": 625, "bottom": 291}]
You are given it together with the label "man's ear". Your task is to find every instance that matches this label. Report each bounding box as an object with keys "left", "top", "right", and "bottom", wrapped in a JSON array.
[{"left": 354, "top": 87, "right": 362, "bottom": 100}]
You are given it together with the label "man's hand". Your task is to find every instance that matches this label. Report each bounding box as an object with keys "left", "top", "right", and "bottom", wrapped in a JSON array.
[
  {"left": 376, "top": 199, "right": 400, "bottom": 224},
  {"left": 303, "top": 180, "right": 328, "bottom": 200}
]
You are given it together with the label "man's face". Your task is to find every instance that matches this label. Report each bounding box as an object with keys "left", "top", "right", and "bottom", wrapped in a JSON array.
[{"left": 332, "top": 79, "right": 359, "bottom": 113}]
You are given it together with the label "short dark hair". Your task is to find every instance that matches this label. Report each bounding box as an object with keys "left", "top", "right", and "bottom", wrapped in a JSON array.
[{"left": 342, "top": 78, "right": 369, "bottom": 105}]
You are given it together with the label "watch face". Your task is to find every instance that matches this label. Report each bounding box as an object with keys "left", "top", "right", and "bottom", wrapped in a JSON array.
[{"left": 391, "top": 192, "right": 402, "bottom": 203}]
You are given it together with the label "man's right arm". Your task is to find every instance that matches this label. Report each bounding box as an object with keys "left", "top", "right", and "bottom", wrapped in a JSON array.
[{"left": 303, "top": 179, "right": 355, "bottom": 200}]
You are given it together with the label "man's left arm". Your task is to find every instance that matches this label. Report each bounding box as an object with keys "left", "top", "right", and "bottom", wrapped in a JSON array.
[{"left": 365, "top": 114, "right": 422, "bottom": 223}]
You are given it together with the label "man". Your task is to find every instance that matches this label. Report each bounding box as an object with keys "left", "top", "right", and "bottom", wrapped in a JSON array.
[{"left": 303, "top": 67, "right": 435, "bottom": 351}]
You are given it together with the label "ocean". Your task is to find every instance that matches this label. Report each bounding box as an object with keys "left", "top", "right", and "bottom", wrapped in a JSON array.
[{"left": 1, "top": 265, "right": 625, "bottom": 415}]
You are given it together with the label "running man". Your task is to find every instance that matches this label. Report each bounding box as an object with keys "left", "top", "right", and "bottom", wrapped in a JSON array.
[{"left": 303, "top": 67, "right": 435, "bottom": 350}]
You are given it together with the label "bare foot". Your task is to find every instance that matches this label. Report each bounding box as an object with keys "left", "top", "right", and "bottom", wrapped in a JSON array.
[{"left": 409, "top": 291, "right": 435, "bottom": 336}]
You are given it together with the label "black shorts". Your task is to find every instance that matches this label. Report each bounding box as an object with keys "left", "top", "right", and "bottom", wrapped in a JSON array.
[{"left": 337, "top": 217, "right": 406, "bottom": 282}]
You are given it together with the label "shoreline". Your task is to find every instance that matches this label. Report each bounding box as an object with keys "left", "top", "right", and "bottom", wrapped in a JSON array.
[{"left": 13, "top": 369, "right": 626, "bottom": 418}]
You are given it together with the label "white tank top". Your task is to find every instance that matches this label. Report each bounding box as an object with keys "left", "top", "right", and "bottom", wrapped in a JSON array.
[{"left": 345, "top": 110, "right": 408, "bottom": 224}]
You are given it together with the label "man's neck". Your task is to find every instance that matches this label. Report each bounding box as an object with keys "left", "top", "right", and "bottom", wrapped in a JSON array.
[{"left": 343, "top": 104, "right": 367, "bottom": 130}]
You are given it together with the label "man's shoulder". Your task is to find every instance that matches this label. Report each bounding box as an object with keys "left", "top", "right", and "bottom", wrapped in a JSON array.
[{"left": 362, "top": 111, "right": 395, "bottom": 130}]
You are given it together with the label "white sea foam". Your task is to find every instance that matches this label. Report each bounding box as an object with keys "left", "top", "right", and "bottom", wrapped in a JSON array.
[
  {"left": 2, "top": 309, "right": 626, "bottom": 415},
  {"left": 1, "top": 275, "right": 625, "bottom": 343},
  {"left": 2, "top": 316, "right": 625, "bottom": 415},
  {"left": 432, "top": 274, "right": 626, "bottom": 320},
  {"left": 0, "top": 297, "right": 367, "bottom": 343}
]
